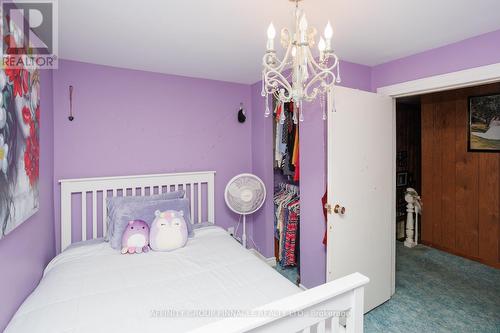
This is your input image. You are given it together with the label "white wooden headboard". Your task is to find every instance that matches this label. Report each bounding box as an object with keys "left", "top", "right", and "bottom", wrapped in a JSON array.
[{"left": 59, "top": 171, "right": 215, "bottom": 251}]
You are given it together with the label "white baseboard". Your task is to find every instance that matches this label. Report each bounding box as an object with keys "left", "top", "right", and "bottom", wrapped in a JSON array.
[
  {"left": 249, "top": 248, "right": 277, "bottom": 267},
  {"left": 298, "top": 283, "right": 308, "bottom": 290}
]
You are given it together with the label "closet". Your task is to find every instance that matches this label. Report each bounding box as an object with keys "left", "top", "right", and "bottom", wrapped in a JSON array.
[{"left": 272, "top": 101, "right": 300, "bottom": 284}]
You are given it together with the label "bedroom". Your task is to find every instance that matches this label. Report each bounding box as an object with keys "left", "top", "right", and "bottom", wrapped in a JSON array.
[{"left": 0, "top": 0, "right": 499, "bottom": 332}]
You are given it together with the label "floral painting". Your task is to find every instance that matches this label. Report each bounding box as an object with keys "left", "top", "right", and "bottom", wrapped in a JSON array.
[{"left": 0, "top": 19, "right": 41, "bottom": 238}]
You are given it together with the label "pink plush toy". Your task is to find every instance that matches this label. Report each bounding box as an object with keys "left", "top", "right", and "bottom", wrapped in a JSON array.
[
  {"left": 150, "top": 210, "right": 188, "bottom": 252},
  {"left": 121, "top": 219, "right": 150, "bottom": 254}
]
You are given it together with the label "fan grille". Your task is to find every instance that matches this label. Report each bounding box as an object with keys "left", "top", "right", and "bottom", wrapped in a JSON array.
[{"left": 225, "top": 175, "right": 266, "bottom": 214}]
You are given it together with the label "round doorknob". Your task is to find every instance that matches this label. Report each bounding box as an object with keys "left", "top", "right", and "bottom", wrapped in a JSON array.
[{"left": 334, "top": 204, "right": 346, "bottom": 215}]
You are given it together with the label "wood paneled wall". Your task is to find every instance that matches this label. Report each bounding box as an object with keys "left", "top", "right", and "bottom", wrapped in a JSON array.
[{"left": 421, "top": 83, "right": 500, "bottom": 268}]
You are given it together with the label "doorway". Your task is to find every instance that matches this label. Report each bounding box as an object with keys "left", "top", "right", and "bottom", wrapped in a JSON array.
[
  {"left": 376, "top": 64, "right": 500, "bottom": 292},
  {"left": 367, "top": 83, "right": 500, "bottom": 332},
  {"left": 394, "top": 83, "right": 500, "bottom": 266},
  {"left": 395, "top": 97, "right": 421, "bottom": 242}
]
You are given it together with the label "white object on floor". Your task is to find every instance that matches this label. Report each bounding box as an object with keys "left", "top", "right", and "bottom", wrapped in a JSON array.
[
  {"left": 404, "top": 188, "right": 422, "bottom": 248},
  {"left": 224, "top": 173, "right": 266, "bottom": 248}
]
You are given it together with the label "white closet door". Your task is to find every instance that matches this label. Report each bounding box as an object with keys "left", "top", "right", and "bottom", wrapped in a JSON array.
[{"left": 326, "top": 86, "right": 394, "bottom": 312}]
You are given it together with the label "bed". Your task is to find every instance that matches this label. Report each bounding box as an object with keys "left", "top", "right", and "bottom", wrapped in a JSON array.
[{"left": 5, "top": 171, "right": 368, "bottom": 333}]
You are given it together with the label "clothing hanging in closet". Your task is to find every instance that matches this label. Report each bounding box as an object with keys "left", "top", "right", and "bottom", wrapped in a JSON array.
[
  {"left": 274, "top": 183, "right": 300, "bottom": 267},
  {"left": 274, "top": 102, "right": 300, "bottom": 181}
]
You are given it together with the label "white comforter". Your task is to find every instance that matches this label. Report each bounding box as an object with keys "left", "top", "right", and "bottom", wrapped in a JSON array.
[{"left": 6, "top": 227, "right": 300, "bottom": 333}]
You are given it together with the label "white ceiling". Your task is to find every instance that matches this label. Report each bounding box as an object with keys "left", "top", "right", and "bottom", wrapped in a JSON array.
[{"left": 59, "top": 0, "right": 500, "bottom": 84}]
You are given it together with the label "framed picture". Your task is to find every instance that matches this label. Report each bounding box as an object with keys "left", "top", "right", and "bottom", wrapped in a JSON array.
[
  {"left": 0, "top": 17, "right": 41, "bottom": 238},
  {"left": 0, "top": 67, "right": 41, "bottom": 239},
  {"left": 468, "top": 93, "right": 500, "bottom": 152},
  {"left": 396, "top": 172, "right": 408, "bottom": 187}
]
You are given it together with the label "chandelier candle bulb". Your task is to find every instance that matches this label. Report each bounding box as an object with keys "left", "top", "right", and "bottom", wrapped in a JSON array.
[
  {"left": 324, "top": 21, "right": 333, "bottom": 49},
  {"left": 267, "top": 23, "right": 276, "bottom": 50},
  {"left": 267, "top": 23, "right": 276, "bottom": 39},
  {"left": 318, "top": 37, "right": 326, "bottom": 61}
]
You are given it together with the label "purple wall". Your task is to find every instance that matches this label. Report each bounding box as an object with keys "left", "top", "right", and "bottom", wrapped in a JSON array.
[
  {"left": 250, "top": 82, "right": 274, "bottom": 257},
  {"left": 52, "top": 60, "right": 253, "bottom": 251},
  {"left": 296, "top": 99, "right": 327, "bottom": 288},
  {"left": 371, "top": 29, "right": 500, "bottom": 90},
  {"left": 0, "top": 69, "right": 54, "bottom": 331},
  {"left": 250, "top": 61, "right": 372, "bottom": 287}
]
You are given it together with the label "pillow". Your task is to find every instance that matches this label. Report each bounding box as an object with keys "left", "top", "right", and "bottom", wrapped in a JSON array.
[
  {"left": 108, "top": 197, "right": 193, "bottom": 250},
  {"left": 106, "top": 190, "right": 185, "bottom": 241}
]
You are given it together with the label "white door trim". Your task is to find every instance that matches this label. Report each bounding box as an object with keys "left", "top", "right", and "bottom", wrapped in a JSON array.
[
  {"left": 390, "top": 98, "right": 396, "bottom": 296},
  {"left": 376, "top": 62, "right": 500, "bottom": 297},
  {"left": 377, "top": 62, "right": 500, "bottom": 98}
]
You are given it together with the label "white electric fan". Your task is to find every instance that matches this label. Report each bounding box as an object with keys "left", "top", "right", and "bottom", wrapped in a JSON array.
[{"left": 224, "top": 173, "right": 266, "bottom": 248}]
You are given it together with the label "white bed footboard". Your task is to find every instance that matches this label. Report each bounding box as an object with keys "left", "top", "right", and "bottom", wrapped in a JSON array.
[
  {"left": 59, "top": 171, "right": 215, "bottom": 251},
  {"left": 191, "top": 272, "right": 369, "bottom": 333}
]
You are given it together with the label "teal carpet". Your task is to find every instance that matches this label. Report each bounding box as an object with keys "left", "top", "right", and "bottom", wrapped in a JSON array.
[
  {"left": 275, "top": 265, "right": 300, "bottom": 285},
  {"left": 365, "top": 242, "right": 500, "bottom": 333}
]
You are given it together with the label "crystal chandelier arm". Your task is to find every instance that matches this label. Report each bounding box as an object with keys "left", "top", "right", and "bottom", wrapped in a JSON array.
[
  {"left": 264, "top": 69, "right": 293, "bottom": 101},
  {"left": 262, "top": 40, "right": 293, "bottom": 73},
  {"left": 303, "top": 70, "right": 336, "bottom": 101},
  {"left": 302, "top": 48, "right": 337, "bottom": 101},
  {"left": 308, "top": 58, "right": 336, "bottom": 87},
  {"left": 306, "top": 47, "right": 339, "bottom": 74}
]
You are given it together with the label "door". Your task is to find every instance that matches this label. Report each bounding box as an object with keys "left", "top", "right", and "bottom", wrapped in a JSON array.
[{"left": 326, "top": 86, "right": 395, "bottom": 312}]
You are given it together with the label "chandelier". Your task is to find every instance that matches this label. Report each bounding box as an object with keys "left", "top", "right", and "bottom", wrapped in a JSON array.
[{"left": 261, "top": 0, "right": 340, "bottom": 123}]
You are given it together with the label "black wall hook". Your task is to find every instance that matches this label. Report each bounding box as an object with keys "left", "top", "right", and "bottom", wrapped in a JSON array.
[
  {"left": 68, "top": 85, "right": 74, "bottom": 121},
  {"left": 237, "top": 103, "right": 246, "bottom": 123}
]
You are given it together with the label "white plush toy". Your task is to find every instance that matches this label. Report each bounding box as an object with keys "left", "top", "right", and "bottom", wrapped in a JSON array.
[{"left": 149, "top": 210, "right": 188, "bottom": 251}]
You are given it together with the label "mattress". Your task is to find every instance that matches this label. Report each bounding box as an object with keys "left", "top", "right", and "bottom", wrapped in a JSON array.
[{"left": 5, "top": 226, "right": 300, "bottom": 333}]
